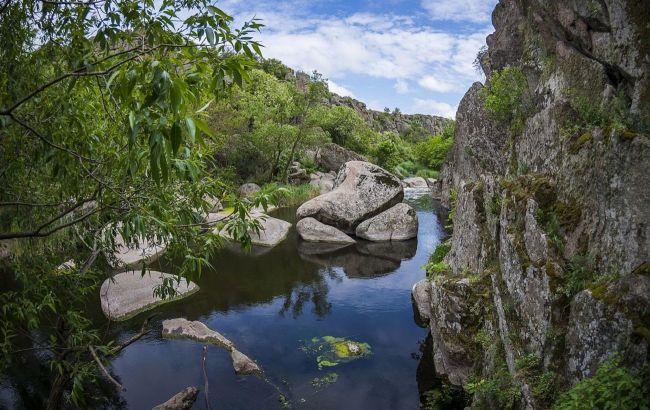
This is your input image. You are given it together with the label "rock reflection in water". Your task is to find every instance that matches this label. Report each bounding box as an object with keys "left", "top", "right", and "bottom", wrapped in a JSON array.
[{"left": 298, "top": 238, "right": 417, "bottom": 279}]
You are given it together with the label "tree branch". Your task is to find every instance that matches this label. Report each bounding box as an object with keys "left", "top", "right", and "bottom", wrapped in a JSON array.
[
  {"left": 0, "top": 202, "right": 101, "bottom": 240},
  {"left": 89, "top": 345, "right": 123, "bottom": 391},
  {"left": 8, "top": 113, "right": 97, "bottom": 162}
]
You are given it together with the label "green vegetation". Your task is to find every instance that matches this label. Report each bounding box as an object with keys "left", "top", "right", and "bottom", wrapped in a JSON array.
[
  {"left": 563, "top": 88, "right": 649, "bottom": 151},
  {"left": 0, "top": 1, "right": 284, "bottom": 407},
  {"left": 262, "top": 183, "right": 320, "bottom": 208},
  {"left": 424, "top": 241, "right": 451, "bottom": 279},
  {"left": 311, "top": 372, "right": 339, "bottom": 389},
  {"left": 301, "top": 336, "right": 371, "bottom": 370},
  {"left": 480, "top": 66, "right": 529, "bottom": 135},
  {"left": 465, "top": 360, "right": 521, "bottom": 409},
  {"left": 553, "top": 358, "right": 649, "bottom": 410}
]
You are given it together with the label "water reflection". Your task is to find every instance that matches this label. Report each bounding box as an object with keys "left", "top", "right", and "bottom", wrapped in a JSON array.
[{"left": 299, "top": 238, "right": 417, "bottom": 279}]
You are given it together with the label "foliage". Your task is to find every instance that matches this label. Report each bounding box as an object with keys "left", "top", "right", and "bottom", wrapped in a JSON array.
[
  {"left": 259, "top": 57, "right": 293, "bottom": 80},
  {"left": 372, "top": 132, "right": 411, "bottom": 171},
  {"left": 466, "top": 361, "right": 521, "bottom": 409},
  {"left": 0, "top": 0, "right": 269, "bottom": 406},
  {"left": 553, "top": 358, "right": 649, "bottom": 410},
  {"left": 414, "top": 134, "right": 454, "bottom": 170},
  {"left": 562, "top": 88, "right": 648, "bottom": 139},
  {"left": 320, "top": 105, "right": 378, "bottom": 154},
  {"left": 421, "top": 384, "right": 454, "bottom": 410},
  {"left": 261, "top": 183, "right": 319, "bottom": 208},
  {"left": 559, "top": 253, "right": 596, "bottom": 298},
  {"left": 212, "top": 69, "right": 329, "bottom": 182},
  {"left": 480, "top": 66, "right": 528, "bottom": 135}
]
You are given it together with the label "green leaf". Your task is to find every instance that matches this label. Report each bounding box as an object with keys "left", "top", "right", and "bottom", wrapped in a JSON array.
[
  {"left": 194, "top": 117, "right": 214, "bottom": 138},
  {"left": 170, "top": 122, "right": 182, "bottom": 154},
  {"left": 206, "top": 27, "right": 215, "bottom": 46},
  {"left": 185, "top": 117, "right": 196, "bottom": 143}
]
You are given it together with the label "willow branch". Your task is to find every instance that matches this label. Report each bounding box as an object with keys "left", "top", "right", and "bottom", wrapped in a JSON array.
[{"left": 89, "top": 346, "right": 123, "bottom": 391}]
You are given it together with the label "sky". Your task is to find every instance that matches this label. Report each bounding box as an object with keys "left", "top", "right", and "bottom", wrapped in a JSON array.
[{"left": 218, "top": 0, "right": 499, "bottom": 119}]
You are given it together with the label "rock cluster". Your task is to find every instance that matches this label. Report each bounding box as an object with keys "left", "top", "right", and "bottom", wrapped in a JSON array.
[{"left": 296, "top": 161, "right": 418, "bottom": 243}]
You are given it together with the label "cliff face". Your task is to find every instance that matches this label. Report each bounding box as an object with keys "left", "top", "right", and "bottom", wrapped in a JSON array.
[{"left": 415, "top": 0, "right": 649, "bottom": 408}]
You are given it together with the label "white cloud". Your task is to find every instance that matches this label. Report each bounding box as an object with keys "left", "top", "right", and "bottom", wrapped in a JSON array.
[
  {"left": 394, "top": 79, "right": 410, "bottom": 94},
  {"left": 418, "top": 75, "right": 456, "bottom": 93},
  {"left": 223, "top": 1, "right": 493, "bottom": 115},
  {"left": 421, "top": 0, "right": 496, "bottom": 23},
  {"left": 328, "top": 80, "right": 355, "bottom": 98},
  {"left": 414, "top": 98, "right": 457, "bottom": 118}
]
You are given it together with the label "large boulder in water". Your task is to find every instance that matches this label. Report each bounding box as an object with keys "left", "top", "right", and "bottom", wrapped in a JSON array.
[
  {"left": 100, "top": 271, "right": 198, "bottom": 321},
  {"left": 355, "top": 203, "right": 418, "bottom": 241},
  {"left": 297, "top": 161, "right": 403, "bottom": 234},
  {"left": 297, "top": 217, "right": 355, "bottom": 244},
  {"left": 217, "top": 211, "right": 291, "bottom": 248}
]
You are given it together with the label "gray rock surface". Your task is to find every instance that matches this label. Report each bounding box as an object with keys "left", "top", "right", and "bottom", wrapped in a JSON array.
[
  {"left": 566, "top": 288, "right": 647, "bottom": 384},
  {"left": 297, "top": 161, "right": 403, "bottom": 233},
  {"left": 162, "top": 318, "right": 235, "bottom": 350},
  {"left": 218, "top": 212, "right": 291, "bottom": 248},
  {"left": 309, "top": 172, "right": 336, "bottom": 194},
  {"left": 410, "top": 0, "right": 650, "bottom": 405},
  {"left": 296, "top": 217, "right": 355, "bottom": 244},
  {"left": 230, "top": 349, "right": 262, "bottom": 376},
  {"left": 314, "top": 143, "right": 365, "bottom": 172},
  {"left": 355, "top": 203, "right": 418, "bottom": 241},
  {"left": 403, "top": 177, "right": 428, "bottom": 188},
  {"left": 161, "top": 318, "right": 262, "bottom": 376},
  {"left": 100, "top": 271, "right": 198, "bottom": 321},
  {"left": 411, "top": 279, "right": 431, "bottom": 325},
  {"left": 238, "top": 183, "right": 261, "bottom": 199},
  {"left": 109, "top": 232, "right": 166, "bottom": 269},
  {"left": 152, "top": 387, "right": 198, "bottom": 410}
]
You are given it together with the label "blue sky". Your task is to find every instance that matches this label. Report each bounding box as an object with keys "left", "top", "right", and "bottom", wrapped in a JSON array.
[{"left": 219, "top": 0, "right": 498, "bottom": 118}]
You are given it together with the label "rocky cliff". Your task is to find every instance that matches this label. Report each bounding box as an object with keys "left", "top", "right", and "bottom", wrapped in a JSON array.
[
  {"left": 328, "top": 93, "right": 452, "bottom": 137},
  {"left": 414, "top": 0, "right": 649, "bottom": 408}
]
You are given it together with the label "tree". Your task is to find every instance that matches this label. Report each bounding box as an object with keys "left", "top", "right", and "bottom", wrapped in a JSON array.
[{"left": 0, "top": 1, "right": 272, "bottom": 407}]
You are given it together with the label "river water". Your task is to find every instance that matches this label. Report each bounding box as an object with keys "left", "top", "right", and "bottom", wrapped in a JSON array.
[{"left": 2, "top": 188, "right": 460, "bottom": 409}]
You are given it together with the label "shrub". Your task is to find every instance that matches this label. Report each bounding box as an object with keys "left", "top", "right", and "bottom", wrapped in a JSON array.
[
  {"left": 553, "top": 358, "right": 649, "bottom": 410},
  {"left": 414, "top": 135, "right": 454, "bottom": 170},
  {"left": 480, "top": 66, "right": 528, "bottom": 134}
]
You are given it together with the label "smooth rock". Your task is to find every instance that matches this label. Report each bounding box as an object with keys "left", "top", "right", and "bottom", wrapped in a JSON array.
[
  {"left": 100, "top": 271, "right": 198, "bottom": 321},
  {"left": 109, "top": 232, "right": 166, "bottom": 269},
  {"left": 218, "top": 213, "right": 291, "bottom": 248},
  {"left": 162, "top": 318, "right": 235, "bottom": 350},
  {"left": 296, "top": 217, "right": 355, "bottom": 244},
  {"left": 412, "top": 279, "right": 432, "bottom": 325},
  {"left": 238, "top": 183, "right": 261, "bottom": 199},
  {"left": 297, "top": 161, "right": 403, "bottom": 233},
  {"left": 152, "top": 387, "right": 199, "bottom": 410},
  {"left": 204, "top": 195, "right": 223, "bottom": 213},
  {"left": 403, "top": 176, "right": 428, "bottom": 188},
  {"left": 315, "top": 143, "right": 365, "bottom": 172},
  {"left": 231, "top": 349, "right": 262, "bottom": 375},
  {"left": 355, "top": 203, "right": 418, "bottom": 241}
]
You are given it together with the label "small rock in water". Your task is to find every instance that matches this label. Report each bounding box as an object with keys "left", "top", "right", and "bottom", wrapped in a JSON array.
[
  {"left": 231, "top": 348, "right": 262, "bottom": 376},
  {"left": 152, "top": 386, "right": 198, "bottom": 410},
  {"left": 162, "top": 318, "right": 234, "bottom": 350},
  {"left": 346, "top": 342, "right": 361, "bottom": 355}
]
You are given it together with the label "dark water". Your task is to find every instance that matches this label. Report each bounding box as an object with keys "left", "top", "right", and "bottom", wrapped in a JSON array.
[{"left": 2, "top": 189, "right": 456, "bottom": 410}]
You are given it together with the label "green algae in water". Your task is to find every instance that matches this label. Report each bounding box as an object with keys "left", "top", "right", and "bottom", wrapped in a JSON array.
[
  {"left": 311, "top": 372, "right": 339, "bottom": 389},
  {"left": 301, "top": 336, "right": 371, "bottom": 369}
]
